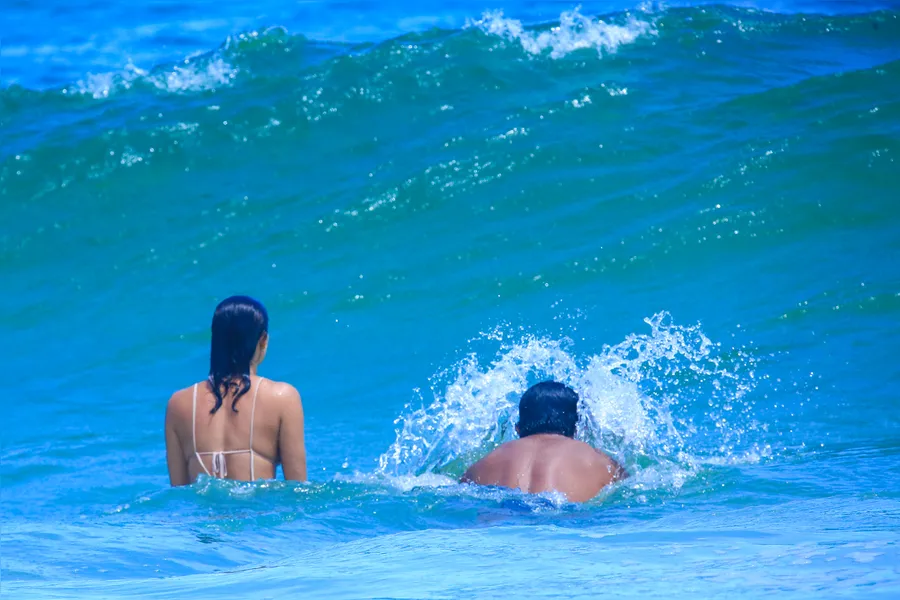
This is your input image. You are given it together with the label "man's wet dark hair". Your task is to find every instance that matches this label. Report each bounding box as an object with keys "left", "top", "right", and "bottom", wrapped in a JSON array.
[{"left": 517, "top": 381, "right": 579, "bottom": 438}]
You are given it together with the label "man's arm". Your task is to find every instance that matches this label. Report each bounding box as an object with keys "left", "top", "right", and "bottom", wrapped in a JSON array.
[
  {"left": 609, "top": 455, "right": 629, "bottom": 481},
  {"left": 460, "top": 463, "right": 479, "bottom": 484},
  {"left": 277, "top": 383, "right": 307, "bottom": 482},
  {"left": 165, "top": 396, "right": 191, "bottom": 487},
  {"left": 594, "top": 449, "right": 629, "bottom": 482}
]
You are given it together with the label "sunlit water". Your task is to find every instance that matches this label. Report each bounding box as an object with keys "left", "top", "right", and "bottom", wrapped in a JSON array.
[{"left": 2, "top": 1, "right": 899, "bottom": 597}]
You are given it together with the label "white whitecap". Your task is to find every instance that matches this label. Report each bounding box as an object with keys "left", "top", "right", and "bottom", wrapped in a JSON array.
[
  {"left": 151, "top": 57, "right": 236, "bottom": 93},
  {"left": 467, "top": 7, "right": 656, "bottom": 59},
  {"left": 70, "top": 56, "right": 236, "bottom": 99}
]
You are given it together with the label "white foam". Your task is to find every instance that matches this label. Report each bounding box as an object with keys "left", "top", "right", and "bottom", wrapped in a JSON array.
[
  {"left": 847, "top": 551, "right": 882, "bottom": 564},
  {"left": 118, "top": 148, "right": 145, "bottom": 167},
  {"left": 467, "top": 7, "right": 656, "bottom": 59},
  {"left": 152, "top": 58, "right": 236, "bottom": 93},
  {"left": 336, "top": 472, "right": 458, "bottom": 493},
  {"left": 71, "top": 64, "right": 144, "bottom": 99},
  {"left": 69, "top": 57, "right": 237, "bottom": 99}
]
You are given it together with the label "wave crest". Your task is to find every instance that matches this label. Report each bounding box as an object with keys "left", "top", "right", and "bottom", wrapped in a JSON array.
[
  {"left": 66, "top": 56, "right": 237, "bottom": 99},
  {"left": 466, "top": 7, "right": 656, "bottom": 59}
]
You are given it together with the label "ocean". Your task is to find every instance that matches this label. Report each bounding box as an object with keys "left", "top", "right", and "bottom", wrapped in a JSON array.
[{"left": 2, "top": 0, "right": 899, "bottom": 597}]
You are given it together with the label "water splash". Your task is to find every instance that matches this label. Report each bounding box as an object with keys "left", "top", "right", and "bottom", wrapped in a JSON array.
[
  {"left": 467, "top": 7, "right": 656, "bottom": 59},
  {"left": 376, "top": 312, "right": 768, "bottom": 493}
]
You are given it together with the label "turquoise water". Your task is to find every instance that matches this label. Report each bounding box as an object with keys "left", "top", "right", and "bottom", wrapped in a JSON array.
[{"left": 2, "top": 1, "right": 900, "bottom": 597}]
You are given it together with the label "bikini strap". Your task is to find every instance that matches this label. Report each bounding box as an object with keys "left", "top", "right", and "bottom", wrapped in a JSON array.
[
  {"left": 191, "top": 384, "right": 198, "bottom": 453},
  {"left": 192, "top": 384, "right": 213, "bottom": 477},
  {"left": 249, "top": 378, "right": 262, "bottom": 481},
  {"left": 249, "top": 378, "right": 262, "bottom": 448}
]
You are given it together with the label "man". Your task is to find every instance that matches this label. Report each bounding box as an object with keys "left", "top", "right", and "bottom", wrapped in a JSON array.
[{"left": 461, "top": 381, "right": 626, "bottom": 503}]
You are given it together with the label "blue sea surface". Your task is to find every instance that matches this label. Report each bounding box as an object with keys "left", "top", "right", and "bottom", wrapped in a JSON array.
[{"left": 2, "top": 0, "right": 899, "bottom": 598}]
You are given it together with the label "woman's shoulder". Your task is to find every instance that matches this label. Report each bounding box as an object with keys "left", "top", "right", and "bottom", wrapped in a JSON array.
[
  {"left": 171, "top": 381, "right": 205, "bottom": 398},
  {"left": 165, "top": 382, "right": 205, "bottom": 420},
  {"left": 259, "top": 378, "right": 302, "bottom": 403},
  {"left": 171, "top": 380, "right": 203, "bottom": 395}
]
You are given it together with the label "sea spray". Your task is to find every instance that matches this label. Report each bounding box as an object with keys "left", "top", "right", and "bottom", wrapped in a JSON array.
[{"left": 377, "top": 312, "right": 769, "bottom": 491}]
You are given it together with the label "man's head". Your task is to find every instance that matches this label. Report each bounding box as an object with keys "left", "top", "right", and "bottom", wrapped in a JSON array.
[{"left": 516, "top": 381, "right": 579, "bottom": 438}]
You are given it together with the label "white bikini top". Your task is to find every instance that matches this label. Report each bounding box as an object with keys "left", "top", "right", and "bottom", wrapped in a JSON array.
[{"left": 191, "top": 379, "right": 266, "bottom": 480}]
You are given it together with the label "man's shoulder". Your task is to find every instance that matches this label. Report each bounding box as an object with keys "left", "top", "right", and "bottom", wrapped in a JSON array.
[
  {"left": 550, "top": 438, "right": 615, "bottom": 468},
  {"left": 569, "top": 441, "right": 627, "bottom": 480},
  {"left": 473, "top": 441, "right": 517, "bottom": 465},
  {"left": 568, "top": 438, "right": 607, "bottom": 456},
  {"left": 461, "top": 441, "right": 516, "bottom": 483}
]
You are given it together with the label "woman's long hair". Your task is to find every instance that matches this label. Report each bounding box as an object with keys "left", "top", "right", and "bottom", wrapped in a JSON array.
[{"left": 207, "top": 296, "right": 269, "bottom": 414}]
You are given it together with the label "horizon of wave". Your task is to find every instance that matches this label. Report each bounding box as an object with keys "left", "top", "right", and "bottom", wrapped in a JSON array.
[
  {"left": 53, "top": 5, "right": 656, "bottom": 99},
  {"left": 374, "top": 312, "right": 769, "bottom": 496},
  {"left": 6, "top": 4, "right": 899, "bottom": 94}
]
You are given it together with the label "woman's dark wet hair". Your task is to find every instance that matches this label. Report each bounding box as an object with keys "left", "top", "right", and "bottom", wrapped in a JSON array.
[
  {"left": 207, "top": 296, "right": 268, "bottom": 414},
  {"left": 517, "top": 381, "right": 579, "bottom": 438}
]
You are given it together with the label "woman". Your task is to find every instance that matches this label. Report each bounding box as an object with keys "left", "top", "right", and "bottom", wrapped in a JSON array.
[{"left": 165, "top": 296, "right": 307, "bottom": 486}]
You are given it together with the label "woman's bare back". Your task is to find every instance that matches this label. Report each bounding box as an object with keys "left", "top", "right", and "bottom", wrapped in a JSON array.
[{"left": 165, "top": 376, "right": 307, "bottom": 485}]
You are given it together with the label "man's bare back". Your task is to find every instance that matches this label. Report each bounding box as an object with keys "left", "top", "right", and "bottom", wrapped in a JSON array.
[
  {"left": 461, "top": 434, "right": 624, "bottom": 503},
  {"left": 460, "top": 381, "right": 626, "bottom": 503}
]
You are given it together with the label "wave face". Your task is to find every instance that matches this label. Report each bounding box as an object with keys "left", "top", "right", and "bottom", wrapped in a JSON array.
[{"left": 2, "top": 3, "right": 900, "bottom": 598}]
